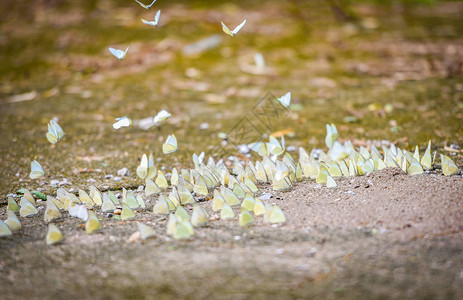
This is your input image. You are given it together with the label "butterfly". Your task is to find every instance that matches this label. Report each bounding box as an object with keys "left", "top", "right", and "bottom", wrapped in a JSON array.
[
  {"left": 137, "top": 153, "right": 157, "bottom": 179},
  {"left": 220, "top": 203, "right": 235, "bottom": 220},
  {"left": 113, "top": 116, "right": 132, "bottom": 129},
  {"left": 85, "top": 211, "right": 103, "bottom": 234},
  {"left": 254, "top": 52, "right": 265, "bottom": 69},
  {"left": 239, "top": 211, "right": 255, "bottom": 227},
  {"left": 221, "top": 19, "right": 247, "bottom": 37},
  {"left": 44, "top": 198, "right": 62, "bottom": 223},
  {"left": 135, "top": 0, "right": 157, "bottom": 9},
  {"left": 29, "top": 160, "right": 45, "bottom": 179},
  {"left": 142, "top": 10, "right": 161, "bottom": 27},
  {"left": 325, "top": 123, "right": 339, "bottom": 149},
  {"left": 46, "top": 224, "right": 64, "bottom": 245},
  {"left": 109, "top": 46, "right": 129, "bottom": 60},
  {"left": 46, "top": 119, "right": 65, "bottom": 144},
  {"left": 0, "top": 220, "right": 13, "bottom": 237},
  {"left": 277, "top": 92, "right": 291, "bottom": 108},
  {"left": 163, "top": 134, "right": 178, "bottom": 154},
  {"left": 191, "top": 205, "right": 210, "bottom": 227},
  {"left": 5, "top": 210, "right": 21, "bottom": 232},
  {"left": 137, "top": 222, "right": 156, "bottom": 240},
  {"left": 153, "top": 109, "right": 171, "bottom": 125}
]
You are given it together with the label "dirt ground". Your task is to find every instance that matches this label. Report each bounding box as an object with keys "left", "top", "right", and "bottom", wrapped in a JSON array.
[{"left": 1, "top": 168, "right": 462, "bottom": 299}]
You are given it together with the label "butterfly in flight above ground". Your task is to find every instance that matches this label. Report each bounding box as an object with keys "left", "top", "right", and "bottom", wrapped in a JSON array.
[
  {"left": 109, "top": 47, "right": 129, "bottom": 60},
  {"left": 221, "top": 19, "right": 247, "bottom": 37},
  {"left": 142, "top": 10, "right": 161, "bottom": 27},
  {"left": 135, "top": 0, "right": 157, "bottom": 9}
]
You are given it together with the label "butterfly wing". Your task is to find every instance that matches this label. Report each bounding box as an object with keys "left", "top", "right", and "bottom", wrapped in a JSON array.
[
  {"left": 163, "top": 134, "right": 178, "bottom": 154},
  {"left": 142, "top": 19, "right": 155, "bottom": 26},
  {"left": 232, "top": 19, "right": 247, "bottom": 35},
  {"left": 109, "top": 47, "right": 126, "bottom": 60},
  {"left": 147, "top": 0, "right": 157, "bottom": 8},
  {"left": 154, "top": 10, "right": 161, "bottom": 26},
  {"left": 278, "top": 92, "right": 291, "bottom": 107},
  {"left": 221, "top": 21, "right": 234, "bottom": 37},
  {"left": 135, "top": 0, "right": 149, "bottom": 9},
  {"left": 30, "top": 160, "right": 45, "bottom": 179}
]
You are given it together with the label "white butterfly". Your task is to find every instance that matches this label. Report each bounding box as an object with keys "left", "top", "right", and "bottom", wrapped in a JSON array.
[
  {"left": 163, "top": 134, "right": 178, "bottom": 154},
  {"left": 68, "top": 204, "right": 88, "bottom": 221},
  {"left": 30, "top": 160, "right": 45, "bottom": 179},
  {"left": 221, "top": 19, "right": 247, "bottom": 37},
  {"left": 277, "top": 92, "right": 291, "bottom": 108},
  {"left": 109, "top": 46, "right": 129, "bottom": 60},
  {"left": 153, "top": 109, "right": 171, "bottom": 125},
  {"left": 113, "top": 116, "right": 132, "bottom": 129},
  {"left": 46, "top": 119, "right": 65, "bottom": 144},
  {"left": 135, "top": 0, "right": 157, "bottom": 9},
  {"left": 142, "top": 10, "right": 161, "bottom": 27}
]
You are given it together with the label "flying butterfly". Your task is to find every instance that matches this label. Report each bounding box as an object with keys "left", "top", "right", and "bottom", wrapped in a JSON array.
[
  {"left": 221, "top": 19, "right": 247, "bottom": 37},
  {"left": 142, "top": 10, "right": 161, "bottom": 27},
  {"left": 153, "top": 109, "right": 171, "bottom": 125},
  {"left": 113, "top": 116, "right": 132, "bottom": 130},
  {"left": 162, "top": 134, "right": 179, "bottom": 154},
  {"left": 109, "top": 46, "right": 129, "bottom": 60},
  {"left": 46, "top": 119, "right": 65, "bottom": 144},
  {"left": 135, "top": 0, "right": 157, "bottom": 9}
]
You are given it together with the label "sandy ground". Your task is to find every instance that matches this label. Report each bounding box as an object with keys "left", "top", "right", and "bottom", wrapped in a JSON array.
[{"left": 1, "top": 168, "right": 462, "bottom": 299}]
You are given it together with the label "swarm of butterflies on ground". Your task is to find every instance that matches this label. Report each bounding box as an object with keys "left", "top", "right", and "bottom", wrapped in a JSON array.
[{"left": 1, "top": 1, "right": 461, "bottom": 244}]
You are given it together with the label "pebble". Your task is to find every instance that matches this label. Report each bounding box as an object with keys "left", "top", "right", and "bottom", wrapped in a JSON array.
[
  {"left": 199, "top": 122, "right": 209, "bottom": 130},
  {"left": 105, "top": 174, "right": 113, "bottom": 179},
  {"left": 234, "top": 236, "right": 241, "bottom": 241},
  {"left": 137, "top": 185, "right": 144, "bottom": 192},
  {"left": 306, "top": 247, "right": 317, "bottom": 257},
  {"left": 117, "top": 168, "right": 129, "bottom": 177},
  {"left": 113, "top": 209, "right": 122, "bottom": 215},
  {"left": 113, "top": 176, "right": 122, "bottom": 181},
  {"left": 286, "top": 145, "right": 297, "bottom": 152},
  {"left": 50, "top": 179, "right": 60, "bottom": 186},
  {"left": 259, "top": 192, "right": 273, "bottom": 200},
  {"left": 88, "top": 178, "right": 96, "bottom": 183},
  {"left": 238, "top": 144, "right": 250, "bottom": 154},
  {"left": 276, "top": 248, "right": 285, "bottom": 255}
]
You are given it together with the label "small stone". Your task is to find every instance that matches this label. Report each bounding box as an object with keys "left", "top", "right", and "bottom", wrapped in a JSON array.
[
  {"left": 276, "top": 248, "right": 284, "bottom": 255},
  {"left": 199, "top": 122, "right": 209, "bottom": 130},
  {"left": 306, "top": 247, "right": 317, "bottom": 257},
  {"left": 286, "top": 145, "right": 297, "bottom": 152},
  {"left": 137, "top": 185, "right": 144, "bottom": 192},
  {"left": 238, "top": 144, "right": 250, "bottom": 154},
  {"left": 117, "top": 168, "right": 129, "bottom": 177},
  {"left": 88, "top": 178, "right": 96, "bottom": 183},
  {"left": 50, "top": 179, "right": 60, "bottom": 186},
  {"left": 105, "top": 174, "right": 113, "bottom": 179},
  {"left": 259, "top": 192, "right": 273, "bottom": 200},
  {"left": 234, "top": 235, "right": 241, "bottom": 241},
  {"left": 113, "top": 176, "right": 122, "bottom": 181}
]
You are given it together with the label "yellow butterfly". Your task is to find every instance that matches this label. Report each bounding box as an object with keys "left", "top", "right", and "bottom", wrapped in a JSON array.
[
  {"left": 175, "top": 205, "right": 190, "bottom": 223},
  {"left": 220, "top": 203, "right": 235, "bottom": 220},
  {"left": 163, "top": 134, "right": 178, "bottom": 154},
  {"left": 121, "top": 204, "right": 136, "bottom": 221},
  {"left": 212, "top": 189, "right": 225, "bottom": 211},
  {"left": 46, "top": 119, "right": 65, "bottom": 144},
  {"left": 0, "top": 220, "right": 13, "bottom": 237},
  {"left": 85, "top": 211, "right": 103, "bottom": 234},
  {"left": 326, "top": 175, "right": 337, "bottom": 188},
  {"left": 266, "top": 205, "right": 286, "bottom": 224},
  {"left": 5, "top": 210, "right": 21, "bottom": 232},
  {"left": 20, "top": 197, "right": 38, "bottom": 217},
  {"left": 46, "top": 224, "right": 64, "bottom": 245},
  {"left": 89, "top": 185, "right": 103, "bottom": 206},
  {"left": 137, "top": 153, "right": 157, "bottom": 180},
  {"left": 221, "top": 187, "right": 241, "bottom": 207},
  {"left": 191, "top": 205, "right": 210, "bottom": 227},
  {"left": 173, "top": 221, "right": 194, "bottom": 240},
  {"left": 240, "top": 194, "right": 255, "bottom": 212},
  {"left": 101, "top": 193, "right": 116, "bottom": 212},
  {"left": 137, "top": 222, "right": 156, "bottom": 240},
  {"left": 155, "top": 170, "right": 169, "bottom": 189},
  {"left": 152, "top": 195, "right": 170, "bottom": 215},
  {"left": 7, "top": 196, "right": 20, "bottom": 212},
  {"left": 79, "top": 189, "right": 95, "bottom": 209},
  {"left": 325, "top": 123, "right": 339, "bottom": 149},
  {"left": 44, "top": 198, "right": 61, "bottom": 223},
  {"left": 440, "top": 154, "right": 460, "bottom": 176},
  {"left": 253, "top": 198, "right": 266, "bottom": 216},
  {"left": 421, "top": 141, "right": 432, "bottom": 170},
  {"left": 221, "top": 19, "right": 246, "bottom": 37},
  {"left": 145, "top": 178, "right": 161, "bottom": 196},
  {"left": 239, "top": 211, "right": 255, "bottom": 227}
]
